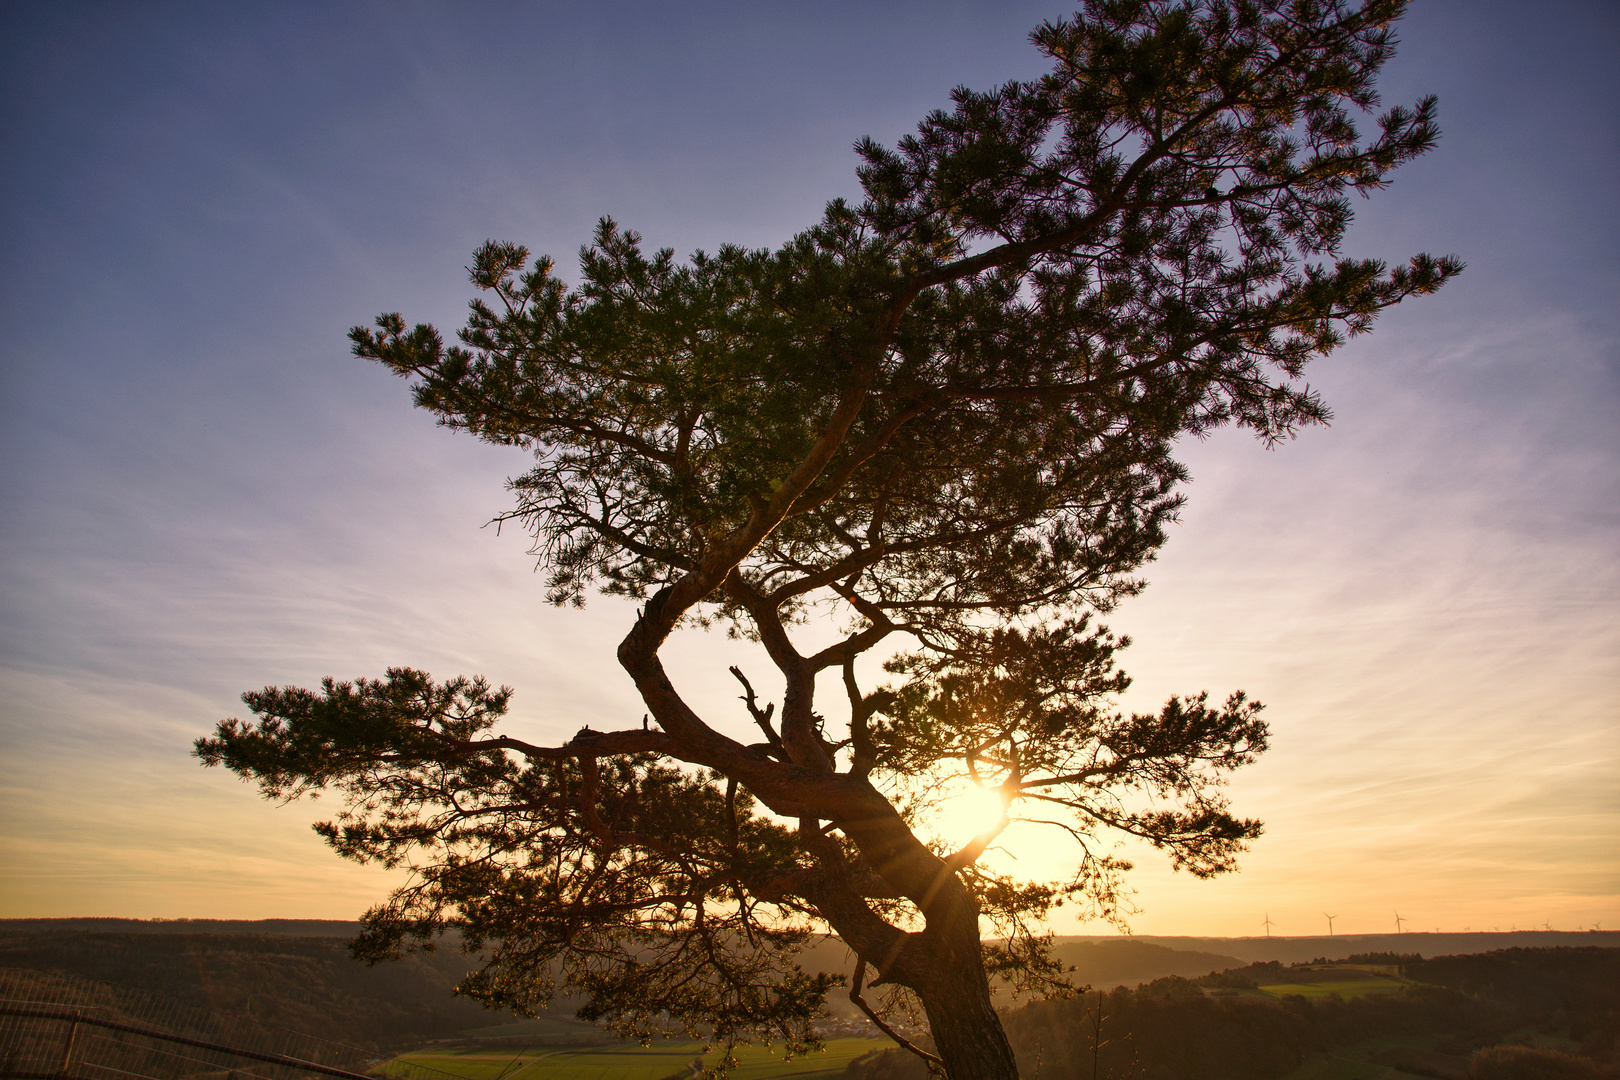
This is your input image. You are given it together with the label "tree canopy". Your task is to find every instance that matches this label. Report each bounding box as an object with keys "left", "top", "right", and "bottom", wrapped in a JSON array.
[{"left": 198, "top": 2, "right": 1457, "bottom": 1077}]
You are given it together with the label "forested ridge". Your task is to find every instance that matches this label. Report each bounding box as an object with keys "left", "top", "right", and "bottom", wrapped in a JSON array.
[
  {"left": 0, "top": 923, "right": 1243, "bottom": 1046},
  {"left": 0, "top": 928, "right": 495, "bottom": 1050},
  {"left": 848, "top": 947, "right": 1619, "bottom": 1080},
  {"left": 4, "top": 923, "right": 1615, "bottom": 1076}
]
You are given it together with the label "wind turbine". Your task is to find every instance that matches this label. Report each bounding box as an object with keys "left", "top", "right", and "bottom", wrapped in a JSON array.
[
  {"left": 1394, "top": 912, "right": 1407, "bottom": 934},
  {"left": 1324, "top": 913, "right": 1338, "bottom": 936},
  {"left": 1262, "top": 913, "right": 1276, "bottom": 938}
]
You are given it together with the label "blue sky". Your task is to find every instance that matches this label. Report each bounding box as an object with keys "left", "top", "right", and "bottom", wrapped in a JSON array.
[{"left": 2, "top": 1, "right": 1615, "bottom": 935}]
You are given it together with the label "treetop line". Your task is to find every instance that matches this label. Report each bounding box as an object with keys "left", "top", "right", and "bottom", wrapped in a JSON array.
[{"left": 197, "top": 3, "right": 1458, "bottom": 1078}]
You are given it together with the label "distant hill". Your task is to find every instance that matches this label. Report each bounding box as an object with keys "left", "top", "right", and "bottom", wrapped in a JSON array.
[
  {"left": 10, "top": 920, "right": 1608, "bottom": 959},
  {"left": 7, "top": 920, "right": 1613, "bottom": 1058},
  {"left": 1047, "top": 939, "right": 1243, "bottom": 989},
  {"left": 1051, "top": 929, "right": 1620, "bottom": 966},
  {"left": 0, "top": 918, "right": 360, "bottom": 937},
  {"left": 0, "top": 922, "right": 1251, "bottom": 1038},
  {"left": 0, "top": 926, "right": 501, "bottom": 1050},
  {"left": 849, "top": 946, "right": 1620, "bottom": 1080}
]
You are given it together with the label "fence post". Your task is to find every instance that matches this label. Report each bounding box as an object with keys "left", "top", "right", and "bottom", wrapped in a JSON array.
[{"left": 59, "top": 1009, "right": 82, "bottom": 1077}]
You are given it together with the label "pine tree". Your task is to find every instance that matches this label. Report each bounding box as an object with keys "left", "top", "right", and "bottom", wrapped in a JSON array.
[{"left": 198, "top": 3, "right": 1458, "bottom": 1077}]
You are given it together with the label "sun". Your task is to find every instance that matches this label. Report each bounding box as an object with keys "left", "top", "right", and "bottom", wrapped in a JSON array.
[{"left": 931, "top": 783, "right": 1010, "bottom": 849}]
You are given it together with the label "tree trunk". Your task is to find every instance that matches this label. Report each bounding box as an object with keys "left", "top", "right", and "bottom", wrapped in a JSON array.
[
  {"left": 804, "top": 781, "right": 1019, "bottom": 1080},
  {"left": 913, "top": 897, "right": 1018, "bottom": 1080},
  {"left": 916, "top": 956, "right": 1018, "bottom": 1080}
]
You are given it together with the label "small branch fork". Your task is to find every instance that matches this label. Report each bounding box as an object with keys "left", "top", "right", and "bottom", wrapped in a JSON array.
[{"left": 730, "top": 665, "right": 788, "bottom": 758}]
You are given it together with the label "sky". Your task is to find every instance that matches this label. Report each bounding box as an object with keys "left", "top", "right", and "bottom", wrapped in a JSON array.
[{"left": 1, "top": 1, "right": 1616, "bottom": 939}]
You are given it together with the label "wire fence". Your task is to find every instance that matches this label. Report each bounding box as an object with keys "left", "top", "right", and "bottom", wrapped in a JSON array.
[{"left": 0, "top": 969, "right": 471, "bottom": 1080}]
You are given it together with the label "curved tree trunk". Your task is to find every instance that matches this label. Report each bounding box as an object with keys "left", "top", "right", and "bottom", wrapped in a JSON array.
[
  {"left": 914, "top": 903, "right": 1019, "bottom": 1080},
  {"left": 620, "top": 588, "right": 1019, "bottom": 1078}
]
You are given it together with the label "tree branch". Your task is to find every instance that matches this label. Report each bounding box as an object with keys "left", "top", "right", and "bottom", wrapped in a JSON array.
[{"left": 850, "top": 959, "right": 944, "bottom": 1072}]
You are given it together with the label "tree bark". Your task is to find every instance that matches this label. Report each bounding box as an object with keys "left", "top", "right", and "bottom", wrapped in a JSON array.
[
  {"left": 915, "top": 905, "right": 1019, "bottom": 1080},
  {"left": 814, "top": 826, "right": 1019, "bottom": 1080},
  {"left": 810, "top": 866, "right": 1019, "bottom": 1080}
]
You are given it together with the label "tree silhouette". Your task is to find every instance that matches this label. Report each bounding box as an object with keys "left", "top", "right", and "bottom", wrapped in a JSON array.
[{"left": 197, "top": 2, "right": 1457, "bottom": 1076}]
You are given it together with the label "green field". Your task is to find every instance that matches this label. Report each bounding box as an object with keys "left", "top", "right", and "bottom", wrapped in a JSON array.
[
  {"left": 457, "top": 1018, "right": 607, "bottom": 1041},
  {"left": 1258, "top": 979, "right": 1407, "bottom": 1001},
  {"left": 383, "top": 1037, "right": 886, "bottom": 1080}
]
